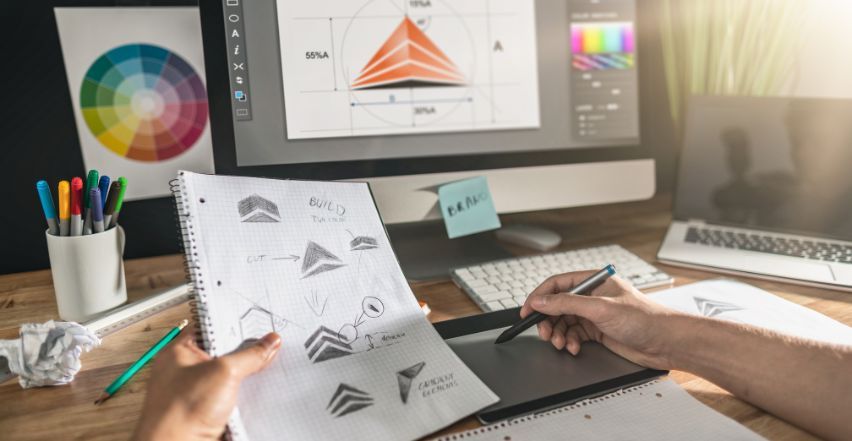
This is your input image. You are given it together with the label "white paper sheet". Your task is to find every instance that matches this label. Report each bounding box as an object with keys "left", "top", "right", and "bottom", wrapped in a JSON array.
[
  {"left": 648, "top": 279, "right": 852, "bottom": 346},
  {"left": 434, "top": 379, "right": 764, "bottom": 441},
  {"left": 178, "top": 172, "right": 498, "bottom": 441}
]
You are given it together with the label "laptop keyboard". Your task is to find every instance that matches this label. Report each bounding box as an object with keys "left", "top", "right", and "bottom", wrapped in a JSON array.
[{"left": 685, "top": 227, "right": 852, "bottom": 263}]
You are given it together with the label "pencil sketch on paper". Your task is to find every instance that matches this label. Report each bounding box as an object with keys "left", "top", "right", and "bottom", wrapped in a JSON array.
[
  {"left": 327, "top": 383, "right": 374, "bottom": 418},
  {"left": 304, "top": 296, "right": 388, "bottom": 363},
  {"left": 346, "top": 230, "right": 379, "bottom": 251},
  {"left": 301, "top": 241, "right": 346, "bottom": 278},
  {"left": 397, "top": 362, "right": 426, "bottom": 404},
  {"left": 364, "top": 331, "right": 405, "bottom": 351},
  {"left": 240, "top": 305, "right": 277, "bottom": 340},
  {"left": 305, "top": 326, "right": 355, "bottom": 363},
  {"left": 338, "top": 296, "right": 385, "bottom": 344},
  {"left": 305, "top": 290, "right": 329, "bottom": 317},
  {"left": 693, "top": 297, "right": 744, "bottom": 318},
  {"left": 235, "top": 290, "right": 303, "bottom": 340},
  {"left": 238, "top": 194, "right": 280, "bottom": 223}
]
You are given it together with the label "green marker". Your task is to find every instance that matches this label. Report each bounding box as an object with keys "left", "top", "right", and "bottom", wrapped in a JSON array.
[
  {"left": 94, "top": 319, "right": 189, "bottom": 405},
  {"left": 83, "top": 170, "right": 98, "bottom": 235},
  {"left": 108, "top": 176, "right": 128, "bottom": 229},
  {"left": 83, "top": 170, "right": 98, "bottom": 209}
]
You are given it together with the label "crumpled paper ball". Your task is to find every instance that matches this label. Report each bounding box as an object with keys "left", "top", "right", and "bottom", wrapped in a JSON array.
[{"left": 0, "top": 320, "right": 100, "bottom": 388}]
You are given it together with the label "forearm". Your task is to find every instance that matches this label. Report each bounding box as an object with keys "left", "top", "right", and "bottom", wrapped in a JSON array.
[{"left": 666, "top": 315, "right": 852, "bottom": 441}]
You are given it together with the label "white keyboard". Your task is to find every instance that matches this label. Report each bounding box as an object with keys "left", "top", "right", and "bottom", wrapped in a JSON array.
[{"left": 451, "top": 245, "right": 673, "bottom": 312}]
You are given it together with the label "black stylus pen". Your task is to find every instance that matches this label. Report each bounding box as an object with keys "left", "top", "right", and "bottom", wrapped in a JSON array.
[{"left": 494, "top": 264, "right": 616, "bottom": 344}]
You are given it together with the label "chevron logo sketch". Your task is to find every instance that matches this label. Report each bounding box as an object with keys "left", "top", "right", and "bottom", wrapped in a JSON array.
[
  {"left": 350, "top": 236, "right": 379, "bottom": 251},
  {"left": 327, "top": 383, "right": 374, "bottom": 417},
  {"left": 301, "top": 241, "right": 345, "bottom": 278},
  {"left": 304, "top": 326, "right": 354, "bottom": 363},
  {"left": 238, "top": 194, "right": 280, "bottom": 223},
  {"left": 693, "top": 297, "right": 744, "bottom": 318},
  {"left": 397, "top": 362, "right": 426, "bottom": 404},
  {"left": 239, "top": 305, "right": 277, "bottom": 340}
]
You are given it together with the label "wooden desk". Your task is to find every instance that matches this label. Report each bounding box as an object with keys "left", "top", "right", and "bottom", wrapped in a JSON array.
[{"left": 2, "top": 195, "right": 850, "bottom": 440}]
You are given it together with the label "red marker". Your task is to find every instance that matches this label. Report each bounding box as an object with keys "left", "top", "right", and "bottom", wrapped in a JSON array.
[{"left": 70, "top": 177, "right": 83, "bottom": 236}]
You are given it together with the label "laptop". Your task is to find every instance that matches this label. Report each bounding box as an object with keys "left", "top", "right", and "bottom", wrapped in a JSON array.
[{"left": 658, "top": 96, "right": 852, "bottom": 290}]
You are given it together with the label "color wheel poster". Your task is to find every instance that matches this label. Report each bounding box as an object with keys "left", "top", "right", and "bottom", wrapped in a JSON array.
[
  {"left": 275, "top": 0, "right": 540, "bottom": 140},
  {"left": 55, "top": 8, "right": 214, "bottom": 200}
]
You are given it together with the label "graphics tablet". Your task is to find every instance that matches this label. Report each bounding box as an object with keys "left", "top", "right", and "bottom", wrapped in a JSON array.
[{"left": 434, "top": 308, "right": 666, "bottom": 423}]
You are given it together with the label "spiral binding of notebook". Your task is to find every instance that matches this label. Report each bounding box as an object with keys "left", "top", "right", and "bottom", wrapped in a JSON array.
[{"left": 170, "top": 172, "right": 215, "bottom": 354}]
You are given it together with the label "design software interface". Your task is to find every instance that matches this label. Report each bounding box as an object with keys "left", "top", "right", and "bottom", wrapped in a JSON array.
[{"left": 219, "top": 0, "right": 639, "bottom": 166}]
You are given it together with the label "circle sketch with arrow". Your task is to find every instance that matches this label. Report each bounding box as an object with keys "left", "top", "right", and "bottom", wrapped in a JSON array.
[{"left": 337, "top": 296, "right": 385, "bottom": 344}]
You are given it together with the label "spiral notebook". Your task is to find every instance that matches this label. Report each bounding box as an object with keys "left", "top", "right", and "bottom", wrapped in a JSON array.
[
  {"left": 172, "top": 171, "right": 498, "bottom": 441},
  {"left": 434, "top": 379, "right": 764, "bottom": 441}
]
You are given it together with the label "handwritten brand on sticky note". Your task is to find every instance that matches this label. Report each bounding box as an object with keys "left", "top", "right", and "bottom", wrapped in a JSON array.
[{"left": 438, "top": 177, "right": 501, "bottom": 239}]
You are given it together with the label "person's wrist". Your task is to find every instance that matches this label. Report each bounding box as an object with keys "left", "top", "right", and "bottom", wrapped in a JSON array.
[
  {"left": 132, "top": 404, "right": 193, "bottom": 441},
  {"left": 655, "top": 313, "right": 701, "bottom": 371}
]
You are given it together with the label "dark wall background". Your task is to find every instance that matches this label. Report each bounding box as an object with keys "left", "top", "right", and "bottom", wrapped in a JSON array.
[{"left": 0, "top": 0, "right": 677, "bottom": 274}]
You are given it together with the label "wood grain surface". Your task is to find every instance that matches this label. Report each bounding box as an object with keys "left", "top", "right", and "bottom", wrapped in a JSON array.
[{"left": 2, "top": 195, "right": 849, "bottom": 440}]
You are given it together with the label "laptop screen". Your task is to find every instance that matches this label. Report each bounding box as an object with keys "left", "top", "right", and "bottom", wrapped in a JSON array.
[{"left": 673, "top": 96, "right": 852, "bottom": 241}]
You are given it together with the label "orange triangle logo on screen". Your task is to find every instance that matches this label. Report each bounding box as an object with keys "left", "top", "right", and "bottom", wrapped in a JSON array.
[{"left": 351, "top": 16, "right": 466, "bottom": 90}]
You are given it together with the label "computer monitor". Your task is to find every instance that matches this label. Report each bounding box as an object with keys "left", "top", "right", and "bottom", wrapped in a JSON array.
[{"left": 199, "top": 0, "right": 655, "bottom": 278}]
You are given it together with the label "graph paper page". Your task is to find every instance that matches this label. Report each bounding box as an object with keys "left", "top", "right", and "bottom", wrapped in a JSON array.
[{"left": 179, "top": 172, "right": 498, "bottom": 441}]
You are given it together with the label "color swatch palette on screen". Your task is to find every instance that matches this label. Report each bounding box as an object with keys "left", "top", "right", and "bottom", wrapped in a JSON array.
[
  {"left": 571, "top": 22, "right": 635, "bottom": 55},
  {"left": 80, "top": 43, "right": 208, "bottom": 162},
  {"left": 572, "top": 53, "right": 635, "bottom": 71}
]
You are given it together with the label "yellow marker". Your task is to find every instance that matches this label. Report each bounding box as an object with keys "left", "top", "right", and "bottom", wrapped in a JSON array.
[{"left": 58, "top": 180, "right": 70, "bottom": 236}]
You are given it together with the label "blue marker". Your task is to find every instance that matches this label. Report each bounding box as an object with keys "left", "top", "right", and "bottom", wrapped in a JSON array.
[
  {"left": 37, "top": 180, "right": 59, "bottom": 236},
  {"left": 90, "top": 188, "right": 105, "bottom": 233},
  {"left": 98, "top": 175, "right": 110, "bottom": 210}
]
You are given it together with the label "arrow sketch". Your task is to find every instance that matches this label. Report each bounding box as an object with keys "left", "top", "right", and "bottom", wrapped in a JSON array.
[{"left": 273, "top": 254, "right": 301, "bottom": 262}]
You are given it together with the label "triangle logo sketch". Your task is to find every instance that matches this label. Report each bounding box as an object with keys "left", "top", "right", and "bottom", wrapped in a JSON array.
[
  {"left": 238, "top": 194, "right": 280, "bottom": 223},
  {"left": 305, "top": 326, "right": 355, "bottom": 363},
  {"left": 397, "top": 362, "right": 426, "bottom": 404},
  {"left": 352, "top": 16, "right": 466, "bottom": 90},
  {"left": 327, "top": 383, "right": 374, "bottom": 417},
  {"left": 301, "top": 241, "right": 346, "bottom": 278},
  {"left": 693, "top": 297, "right": 744, "bottom": 318}
]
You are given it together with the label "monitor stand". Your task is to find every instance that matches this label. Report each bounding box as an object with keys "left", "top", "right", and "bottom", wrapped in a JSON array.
[{"left": 387, "top": 220, "right": 513, "bottom": 281}]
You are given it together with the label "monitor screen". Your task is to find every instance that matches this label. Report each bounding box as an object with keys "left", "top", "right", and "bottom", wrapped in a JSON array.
[
  {"left": 674, "top": 96, "right": 852, "bottom": 240},
  {"left": 216, "top": 0, "right": 640, "bottom": 167}
]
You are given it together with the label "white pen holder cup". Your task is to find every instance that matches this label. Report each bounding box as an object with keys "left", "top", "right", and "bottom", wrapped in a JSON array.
[{"left": 46, "top": 227, "right": 128, "bottom": 322}]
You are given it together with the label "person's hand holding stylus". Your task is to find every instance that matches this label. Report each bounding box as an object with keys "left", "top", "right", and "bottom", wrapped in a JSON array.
[
  {"left": 519, "top": 271, "right": 852, "bottom": 440},
  {"left": 519, "top": 271, "right": 681, "bottom": 370}
]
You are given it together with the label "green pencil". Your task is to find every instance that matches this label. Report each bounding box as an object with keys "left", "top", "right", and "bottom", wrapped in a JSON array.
[{"left": 94, "top": 319, "right": 189, "bottom": 405}]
